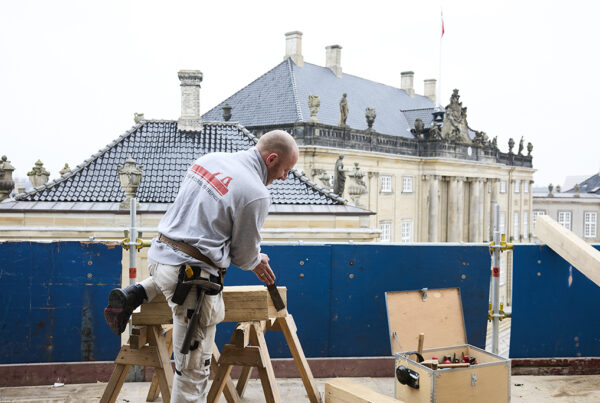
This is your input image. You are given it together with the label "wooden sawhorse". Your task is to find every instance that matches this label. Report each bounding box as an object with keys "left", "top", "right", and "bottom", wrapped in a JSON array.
[
  {"left": 100, "top": 286, "right": 321, "bottom": 403},
  {"left": 100, "top": 324, "right": 174, "bottom": 403},
  {"left": 208, "top": 314, "right": 321, "bottom": 403}
]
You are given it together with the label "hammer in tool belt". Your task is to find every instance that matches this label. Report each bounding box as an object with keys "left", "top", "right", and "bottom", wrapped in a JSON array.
[{"left": 180, "top": 278, "right": 223, "bottom": 355}]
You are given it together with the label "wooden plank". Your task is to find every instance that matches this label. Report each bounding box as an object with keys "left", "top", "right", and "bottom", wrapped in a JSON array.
[
  {"left": 223, "top": 286, "right": 287, "bottom": 322},
  {"left": 211, "top": 343, "right": 242, "bottom": 403},
  {"left": 218, "top": 344, "right": 264, "bottom": 367},
  {"left": 230, "top": 322, "right": 251, "bottom": 348},
  {"left": 148, "top": 325, "right": 173, "bottom": 403},
  {"left": 100, "top": 363, "right": 131, "bottom": 403},
  {"left": 250, "top": 323, "right": 281, "bottom": 403},
  {"left": 115, "top": 346, "right": 161, "bottom": 367},
  {"left": 277, "top": 315, "right": 322, "bottom": 403},
  {"left": 236, "top": 366, "right": 253, "bottom": 398},
  {"left": 535, "top": 215, "right": 600, "bottom": 287},
  {"left": 325, "top": 378, "right": 398, "bottom": 403},
  {"left": 385, "top": 288, "right": 467, "bottom": 354},
  {"left": 207, "top": 363, "right": 234, "bottom": 403},
  {"left": 129, "top": 326, "right": 147, "bottom": 349}
]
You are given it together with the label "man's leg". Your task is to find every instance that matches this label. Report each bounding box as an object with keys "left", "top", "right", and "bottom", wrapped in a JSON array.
[
  {"left": 152, "top": 263, "right": 225, "bottom": 403},
  {"left": 104, "top": 261, "right": 162, "bottom": 335}
]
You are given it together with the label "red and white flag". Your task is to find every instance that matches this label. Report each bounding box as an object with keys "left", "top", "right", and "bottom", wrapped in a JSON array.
[{"left": 441, "top": 10, "right": 445, "bottom": 38}]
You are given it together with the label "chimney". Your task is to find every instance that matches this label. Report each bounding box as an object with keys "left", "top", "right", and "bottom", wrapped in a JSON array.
[
  {"left": 424, "top": 79, "right": 436, "bottom": 103},
  {"left": 401, "top": 71, "right": 415, "bottom": 97},
  {"left": 284, "top": 31, "right": 304, "bottom": 66},
  {"left": 177, "top": 70, "right": 203, "bottom": 132},
  {"left": 326, "top": 45, "right": 342, "bottom": 78}
]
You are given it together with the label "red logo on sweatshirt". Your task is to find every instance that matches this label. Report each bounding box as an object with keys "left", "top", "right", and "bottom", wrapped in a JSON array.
[{"left": 190, "top": 164, "right": 232, "bottom": 196}]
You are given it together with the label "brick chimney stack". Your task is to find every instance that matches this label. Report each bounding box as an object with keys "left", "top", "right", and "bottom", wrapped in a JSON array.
[
  {"left": 284, "top": 31, "right": 304, "bottom": 66},
  {"left": 401, "top": 71, "right": 415, "bottom": 97},
  {"left": 326, "top": 45, "right": 342, "bottom": 78},
  {"left": 177, "top": 70, "right": 203, "bottom": 132}
]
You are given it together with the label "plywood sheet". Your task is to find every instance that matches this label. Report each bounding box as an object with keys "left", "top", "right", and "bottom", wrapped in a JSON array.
[{"left": 385, "top": 288, "right": 466, "bottom": 354}]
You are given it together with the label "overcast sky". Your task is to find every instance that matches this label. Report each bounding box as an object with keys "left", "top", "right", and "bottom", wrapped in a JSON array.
[{"left": 1, "top": 0, "right": 598, "bottom": 189}]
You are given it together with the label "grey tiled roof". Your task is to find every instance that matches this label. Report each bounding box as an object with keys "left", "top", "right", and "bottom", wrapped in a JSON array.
[
  {"left": 203, "top": 59, "right": 435, "bottom": 137},
  {"left": 566, "top": 173, "right": 600, "bottom": 194},
  {"left": 14, "top": 121, "right": 345, "bottom": 205}
]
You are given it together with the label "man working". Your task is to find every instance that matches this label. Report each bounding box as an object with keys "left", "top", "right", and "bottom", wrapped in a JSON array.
[{"left": 104, "top": 129, "right": 299, "bottom": 402}]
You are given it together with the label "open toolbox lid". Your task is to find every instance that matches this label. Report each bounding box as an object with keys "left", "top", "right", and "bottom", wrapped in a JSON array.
[{"left": 385, "top": 288, "right": 467, "bottom": 355}]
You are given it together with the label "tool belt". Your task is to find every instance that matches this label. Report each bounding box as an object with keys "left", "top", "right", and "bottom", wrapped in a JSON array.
[
  {"left": 158, "top": 233, "right": 227, "bottom": 275},
  {"left": 172, "top": 264, "right": 222, "bottom": 305}
]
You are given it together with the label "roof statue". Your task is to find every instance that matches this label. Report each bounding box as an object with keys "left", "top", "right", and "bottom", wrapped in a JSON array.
[
  {"left": 333, "top": 154, "right": 346, "bottom": 196},
  {"left": 441, "top": 89, "right": 471, "bottom": 143},
  {"left": 365, "top": 107, "right": 376, "bottom": 131},
  {"left": 527, "top": 142, "right": 533, "bottom": 156},
  {"left": 338, "top": 93, "right": 349, "bottom": 128},
  {"left": 508, "top": 138, "right": 515, "bottom": 154},
  {"left": 308, "top": 95, "right": 320, "bottom": 123},
  {"left": 411, "top": 118, "right": 425, "bottom": 139},
  {"left": 518, "top": 137, "right": 524, "bottom": 156},
  {"left": 348, "top": 162, "right": 367, "bottom": 207}
]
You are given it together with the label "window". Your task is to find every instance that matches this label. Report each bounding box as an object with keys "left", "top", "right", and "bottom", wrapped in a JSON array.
[
  {"left": 401, "top": 220, "right": 412, "bottom": 243},
  {"left": 584, "top": 212, "right": 597, "bottom": 238},
  {"left": 380, "top": 222, "right": 391, "bottom": 242},
  {"left": 514, "top": 180, "right": 520, "bottom": 193},
  {"left": 523, "top": 211, "right": 528, "bottom": 238},
  {"left": 500, "top": 180, "right": 507, "bottom": 193},
  {"left": 533, "top": 210, "right": 546, "bottom": 229},
  {"left": 524, "top": 181, "right": 529, "bottom": 193},
  {"left": 558, "top": 211, "right": 572, "bottom": 230},
  {"left": 381, "top": 176, "right": 392, "bottom": 193},
  {"left": 402, "top": 176, "right": 413, "bottom": 193},
  {"left": 499, "top": 212, "right": 506, "bottom": 235},
  {"left": 513, "top": 212, "right": 519, "bottom": 239}
]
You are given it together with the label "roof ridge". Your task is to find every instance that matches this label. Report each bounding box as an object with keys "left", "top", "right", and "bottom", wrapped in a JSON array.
[
  {"left": 287, "top": 59, "right": 303, "bottom": 122},
  {"left": 14, "top": 121, "right": 146, "bottom": 200},
  {"left": 302, "top": 61, "right": 432, "bottom": 101},
  {"left": 202, "top": 60, "right": 293, "bottom": 119},
  {"left": 400, "top": 107, "right": 436, "bottom": 112}
]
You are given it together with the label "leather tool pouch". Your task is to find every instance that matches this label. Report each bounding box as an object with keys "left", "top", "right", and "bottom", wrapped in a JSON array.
[{"left": 172, "top": 265, "right": 223, "bottom": 305}]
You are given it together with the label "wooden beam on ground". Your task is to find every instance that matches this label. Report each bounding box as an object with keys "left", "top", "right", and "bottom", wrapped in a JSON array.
[
  {"left": 324, "top": 378, "right": 400, "bottom": 403},
  {"left": 535, "top": 215, "right": 600, "bottom": 287}
]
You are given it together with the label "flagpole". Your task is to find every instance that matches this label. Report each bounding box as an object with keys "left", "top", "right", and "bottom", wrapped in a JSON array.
[{"left": 438, "top": 9, "right": 444, "bottom": 109}]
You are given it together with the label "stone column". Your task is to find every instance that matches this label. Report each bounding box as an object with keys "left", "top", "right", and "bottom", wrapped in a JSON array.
[
  {"left": 468, "top": 178, "right": 481, "bottom": 242},
  {"left": 447, "top": 177, "right": 459, "bottom": 242},
  {"left": 483, "top": 179, "right": 490, "bottom": 242},
  {"left": 490, "top": 179, "right": 499, "bottom": 239},
  {"left": 427, "top": 175, "right": 440, "bottom": 242},
  {"left": 478, "top": 179, "right": 485, "bottom": 242},
  {"left": 528, "top": 180, "right": 534, "bottom": 240},
  {"left": 457, "top": 177, "right": 466, "bottom": 241}
]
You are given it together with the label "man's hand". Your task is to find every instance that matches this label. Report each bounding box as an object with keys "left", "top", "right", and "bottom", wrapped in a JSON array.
[{"left": 252, "top": 253, "right": 276, "bottom": 285}]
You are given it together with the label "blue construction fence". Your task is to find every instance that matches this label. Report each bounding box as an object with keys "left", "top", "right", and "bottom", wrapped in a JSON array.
[{"left": 0, "top": 241, "right": 598, "bottom": 364}]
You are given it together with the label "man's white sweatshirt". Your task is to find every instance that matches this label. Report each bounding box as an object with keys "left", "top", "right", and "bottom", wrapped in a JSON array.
[{"left": 148, "top": 147, "right": 271, "bottom": 276}]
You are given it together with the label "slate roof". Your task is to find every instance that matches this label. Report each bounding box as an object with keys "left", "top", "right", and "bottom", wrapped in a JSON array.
[
  {"left": 13, "top": 121, "right": 346, "bottom": 206},
  {"left": 202, "top": 59, "right": 435, "bottom": 137},
  {"left": 566, "top": 173, "right": 600, "bottom": 194}
]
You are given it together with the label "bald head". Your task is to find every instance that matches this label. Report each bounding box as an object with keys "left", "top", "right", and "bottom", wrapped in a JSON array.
[
  {"left": 256, "top": 130, "right": 298, "bottom": 159},
  {"left": 256, "top": 130, "right": 299, "bottom": 185}
]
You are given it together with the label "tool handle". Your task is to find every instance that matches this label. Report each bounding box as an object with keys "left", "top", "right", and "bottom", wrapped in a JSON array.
[
  {"left": 180, "top": 289, "right": 206, "bottom": 354},
  {"left": 417, "top": 333, "right": 424, "bottom": 356}
]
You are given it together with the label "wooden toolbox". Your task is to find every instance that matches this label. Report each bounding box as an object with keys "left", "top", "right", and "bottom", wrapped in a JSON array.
[{"left": 385, "top": 288, "right": 510, "bottom": 403}]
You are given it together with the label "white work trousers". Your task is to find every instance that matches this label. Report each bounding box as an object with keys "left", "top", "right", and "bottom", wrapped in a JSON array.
[{"left": 140, "top": 260, "right": 225, "bottom": 403}]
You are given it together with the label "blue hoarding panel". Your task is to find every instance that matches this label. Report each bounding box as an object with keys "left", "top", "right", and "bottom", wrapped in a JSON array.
[
  {"left": 216, "top": 245, "right": 332, "bottom": 358},
  {"left": 328, "top": 245, "right": 491, "bottom": 356},
  {"left": 0, "top": 242, "right": 122, "bottom": 364},
  {"left": 510, "top": 244, "right": 600, "bottom": 358}
]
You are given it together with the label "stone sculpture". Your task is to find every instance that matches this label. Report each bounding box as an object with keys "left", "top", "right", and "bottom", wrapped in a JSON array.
[
  {"left": 27, "top": 160, "right": 50, "bottom": 187},
  {"left": 308, "top": 95, "right": 320, "bottom": 122},
  {"left": 428, "top": 123, "right": 442, "bottom": 140},
  {"left": 333, "top": 154, "right": 346, "bottom": 196},
  {"left": 527, "top": 142, "right": 533, "bottom": 156},
  {"left": 411, "top": 118, "right": 424, "bottom": 139},
  {"left": 508, "top": 138, "right": 515, "bottom": 154},
  {"left": 339, "top": 93, "right": 349, "bottom": 127},
  {"left": 441, "top": 89, "right": 471, "bottom": 143},
  {"left": 365, "top": 107, "right": 376, "bottom": 130},
  {"left": 518, "top": 137, "right": 524, "bottom": 156},
  {"left": 348, "top": 162, "right": 367, "bottom": 207}
]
